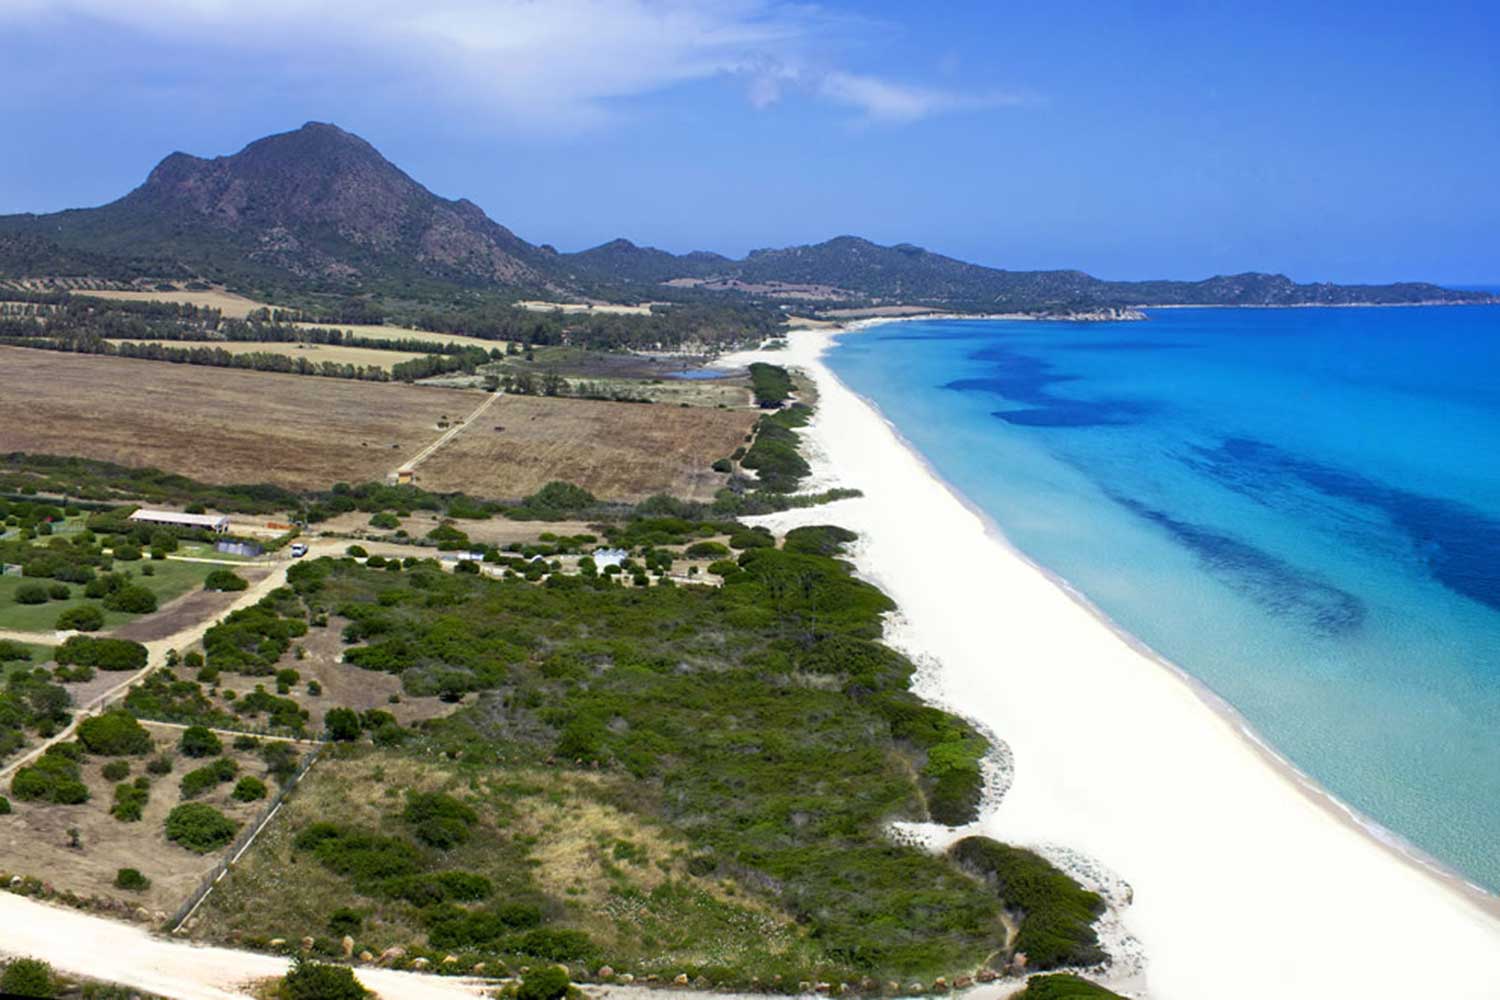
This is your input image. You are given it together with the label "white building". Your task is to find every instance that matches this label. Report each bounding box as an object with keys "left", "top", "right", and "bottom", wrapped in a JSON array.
[
  {"left": 128, "top": 509, "right": 230, "bottom": 533},
  {"left": 592, "top": 547, "right": 628, "bottom": 569}
]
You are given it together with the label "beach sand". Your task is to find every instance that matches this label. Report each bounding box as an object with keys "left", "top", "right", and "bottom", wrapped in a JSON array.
[{"left": 726, "top": 326, "right": 1500, "bottom": 999}]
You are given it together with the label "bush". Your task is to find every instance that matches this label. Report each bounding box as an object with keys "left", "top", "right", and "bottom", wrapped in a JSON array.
[
  {"left": 949, "top": 837, "right": 1106, "bottom": 970},
  {"left": 165, "top": 802, "right": 239, "bottom": 853},
  {"left": 115, "top": 867, "right": 151, "bottom": 891},
  {"left": 345, "top": 545, "right": 368, "bottom": 558},
  {"left": 281, "top": 958, "right": 368, "bottom": 1000},
  {"left": 101, "top": 760, "right": 130, "bottom": 781},
  {"left": 145, "top": 753, "right": 174, "bottom": 775},
  {"left": 1011, "top": 974, "right": 1125, "bottom": 1000},
  {"left": 113, "top": 544, "right": 142, "bottom": 562},
  {"left": 56, "top": 635, "right": 147, "bottom": 671},
  {"left": 0, "top": 794, "right": 10, "bottom": 815},
  {"left": 369, "top": 512, "right": 400, "bottom": 530},
  {"left": 56, "top": 604, "right": 106, "bottom": 632},
  {"left": 0, "top": 957, "right": 56, "bottom": 998},
  {"left": 180, "top": 758, "right": 238, "bottom": 799},
  {"left": 203, "top": 569, "right": 248, "bottom": 592},
  {"left": 403, "top": 791, "right": 478, "bottom": 849},
  {"left": 327, "top": 907, "right": 364, "bottom": 937},
  {"left": 77, "top": 710, "right": 153, "bottom": 756},
  {"left": 102, "top": 584, "right": 157, "bottom": 614},
  {"left": 14, "top": 582, "right": 49, "bottom": 605},
  {"left": 178, "top": 725, "right": 223, "bottom": 758},
  {"left": 324, "top": 707, "right": 360, "bottom": 742},
  {"left": 784, "top": 524, "right": 859, "bottom": 557},
  {"left": 231, "top": 775, "right": 268, "bottom": 802},
  {"left": 47, "top": 582, "right": 71, "bottom": 600},
  {"left": 111, "top": 780, "right": 149, "bottom": 822},
  {"left": 684, "top": 540, "right": 730, "bottom": 559},
  {"left": 516, "top": 966, "right": 570, "bottom": 1000},
  {"left": 0, "top": 639, "right": 33, "bottom": 662}
]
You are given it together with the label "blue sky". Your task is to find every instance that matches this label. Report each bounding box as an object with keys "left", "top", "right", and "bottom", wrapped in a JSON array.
[{"left": 2, "top": 0, "right": 1497, "bottom": 283}]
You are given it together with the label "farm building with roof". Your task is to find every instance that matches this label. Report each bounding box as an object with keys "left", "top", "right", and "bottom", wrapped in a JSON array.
[{"left": 128, "top": 508, "right": 230, "bottom": 533}]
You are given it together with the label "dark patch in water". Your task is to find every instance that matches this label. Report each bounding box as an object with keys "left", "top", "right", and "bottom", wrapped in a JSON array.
[
  {"left": 1111, "top": 493, "right": 1366, "bottom": 635},
  {"left": 1193, "top": 438, "right": 1500, "bottom": 613},
  {"left": 1053, "top": 340, "right": 1192, "bottom": 352},
  {"left": 945, "top": 346, "right": 1152, "bottom": 427}
]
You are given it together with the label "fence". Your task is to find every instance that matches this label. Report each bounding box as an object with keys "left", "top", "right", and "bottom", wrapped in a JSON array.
[{"left": 166, "top": 741, "right": 326, "bottom": 933}]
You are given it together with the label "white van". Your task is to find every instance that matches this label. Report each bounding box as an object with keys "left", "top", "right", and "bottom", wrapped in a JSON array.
[{"left": 289, "top": 542, "right": 308, "bottom": 558}]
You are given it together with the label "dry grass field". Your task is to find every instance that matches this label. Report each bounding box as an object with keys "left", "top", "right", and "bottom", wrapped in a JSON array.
[
  {"left": 292, "top": 322, "right": 507, "bottom": 352},
  {"left": 0, "top": 346, "right": 474, "bottom": 491},
  {"left": 415, "top": 394, "right": 757, "bottom": 501},
  {"left": 72, "top": 288, "right": 270, "bottom": 318},
  {"left": 113, "top": 339, "right": 427, "bottom": 371}
]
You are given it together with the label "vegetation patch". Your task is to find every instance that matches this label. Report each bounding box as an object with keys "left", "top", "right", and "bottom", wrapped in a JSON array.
[{"left": 165, "top": 802, "right": 239, "bottom": 853}]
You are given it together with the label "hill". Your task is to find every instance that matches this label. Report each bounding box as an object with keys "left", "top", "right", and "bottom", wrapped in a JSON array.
[{"left": 1, "top": 123, "right": 1491, "bottom": 315}]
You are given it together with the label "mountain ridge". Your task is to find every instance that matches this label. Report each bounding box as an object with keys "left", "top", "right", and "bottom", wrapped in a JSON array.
[{"left": 0, "top": 122, "right": 1491, "bottom": 313}]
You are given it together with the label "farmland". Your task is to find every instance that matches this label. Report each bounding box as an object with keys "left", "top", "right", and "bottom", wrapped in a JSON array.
[
  {"left": 72, "top": 288, "right": 269, "bottom": 319},
  {"left": 112, "top": 339, "right": 428, "bottom": 371},
  {"left": 0, "top": 346, "right": 473, "bottom": 492},
  {"left": 291, "top": 322, "right": 507, "bottom": 352},
  {"left": 414, "top": 394, "right": 758, "bottom": 501}
]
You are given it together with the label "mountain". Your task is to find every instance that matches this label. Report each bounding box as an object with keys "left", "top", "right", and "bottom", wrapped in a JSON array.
[
  {"left": 0, "top": 122, "right": 558, "bottom": 297},
  {"left": 0, "top": 123, "right": 1491, "bottom": 313}
]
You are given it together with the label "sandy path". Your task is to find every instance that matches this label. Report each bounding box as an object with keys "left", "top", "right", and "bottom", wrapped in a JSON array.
[
  {"left": 0, "top": 891, "right": 491, "bottom": 1000},
  {"left": 722, "top": 327, "right": 1500, "bottom": 999},
  {"left": 396, "top": 390, "right": 502, "bottom": 476}
]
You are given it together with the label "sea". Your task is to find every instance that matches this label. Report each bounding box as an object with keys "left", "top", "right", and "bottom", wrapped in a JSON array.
[{"left": 826, "top": 302, "right": 1500, "bottom": 894}]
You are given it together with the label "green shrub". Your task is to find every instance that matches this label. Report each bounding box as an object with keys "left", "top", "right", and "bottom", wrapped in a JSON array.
[
  {"left": 165, "top": 802, "right": 238, "bottom": 853},
  {"left": 102, "top": 584, "right": 157, "bottom": 614},
  {"left": 684, "top": 540, "right": 730, "bottom": 559},
  {"left": 0, "top": 795, "right": 10, "bottom": 814},
  {"left": 0, "top": 639, "right": 33, "bottom": 662},
  {"left": 402, "top": 790, "right": 478, "bottom": 849},
  {"left": 110, "top": 781, "right": 149, "bottom": 822},
  {"left": 231, "top": 775, "right": 268, "bottom": 802},
  {"left": 0, "top": 956, "right": 56, "bottom": 998},
  {"left": 115, "top": 867, "right": 151, "bottom": 891},
  {"left": 747, "top": 361, "right": 794, "bottom": 407},
  {"left": 145, "top": 753, "right": 174, "bottom": 775},
  {"left": 101, "top": 760, "right": 130, "bottom": 781},
  {"left": 178, "top": 725, "right": 222, "bottom": 758},
  {"left": 56, "top": 604, "right": 106, "bottom": 632},
  {"left": 516, "top": 926, "right": 596, "bottom": 961},
  {"left": 369, "top": 512, "right": 400, "bottom": 530},
  {"left": 293, "top": 823, "right": 423, "bottom": 890},
  {"left": 179, "top": 758, "right": 238, "bottom": 799},
  {"left": 345, "top": 545, "right": 368, "bottom": 558},
  {"left": 203, "top": 569, "right": 248, "bottom": 592},
  {"left": 726, "top": 527, "right": 775, "bottom": 550},
  {"left": 949, "top": 837, "right": 1106, "bottom": 970},
  {"left": 516, "top": 966, "right": 570, "bottom": 1000},
  {"left": 77, "top": 711, "right": 153, "bottom": 756},
  {"left": 324, "top": 707, "right": 360, "bottom": 742},
  {"left": 327, "top": 907, "right": 364, "bottom": 936},
  {"left": 783, "top": 524, "right": 859, "bottom": 557},
  {"left": 55, "top": 635, "right": 148, "bottom": 671},
  {"left": 1011, "top": 974, "right": 1125, "bottom": 1000},
  {"left": 281, "top": 957, "right": 368, "bottom": 1000},
  {"left": 47, "top": 582, "right": 71, "bottom": 600},
  {"left": 14, "top": 582, "right": 49, "bottom": 605},
  {"left": 113, "top": 544, "right": 142, "bottom": 562}
]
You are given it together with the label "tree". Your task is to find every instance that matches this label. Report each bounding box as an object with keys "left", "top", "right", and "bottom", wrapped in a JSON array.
[
  {"left": 165, "top": 802, "right": 238, "bottom": 853},
  {"left": 178, "top": 725, "right": 222, "bottom": 758},
  {"left": 203, "top": 569, "right": 248, "bottom": 592},
  {"left": 324, "top": 707, "right": 360, "bottom": 742},
  {"left": 77, "top": 710, "right": 153, "bottom": 756}
]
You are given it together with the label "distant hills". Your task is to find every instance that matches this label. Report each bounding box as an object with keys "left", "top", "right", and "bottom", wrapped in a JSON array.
[{"left": 1, "top": 122, "right": 1491, "bottom": 314}]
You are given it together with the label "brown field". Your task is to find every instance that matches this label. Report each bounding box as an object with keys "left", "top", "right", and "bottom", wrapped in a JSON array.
[
  {"left": 415, "top": 394, "right": 757, "bottom": 501},
  {"left": 113, "top": 339, "right": 427, "bottom": 371},
  {"left": 72, "top": 288, "right": 270, "bottom": 318},
  {"left": 0, "top": 347, "right": 476, "bottom": 491},
  {"left": 292, "top": 322, "right": 507, "bottom": 352}
]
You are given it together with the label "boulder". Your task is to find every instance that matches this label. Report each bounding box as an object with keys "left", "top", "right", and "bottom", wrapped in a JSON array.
[
  {"left": 473, "top": 963, "right": 487, "bottom": 975},
  {"left": 411, "top": 957, "right": 430, "bottom": 970},
  {"left": 954, "top": 976, "right": 974, "bottom": 989},
  {"left": 268, "top": 939, "right": 286, "bottom": 950},
  {"left": 975, "top": 971, "right": 998, "bottom": 984},
  {"left": 674, "top": 973, "right": 690, "bottom": 986},
  {"left": 932, "top": 978, "right": 949, "bottom": 992},
  {"left": 300, "top": 936, "right": 314, "bottom": 951},
  {"left": 443, "top": 955, "right": 459, "bottom": 965},
  {"left": 359, "top": 951, "right": 375, "bottom": 964},
  {"left": 379, "top": 946, "right": 406, "bottom": 965},
  {"left": 341, "top": 936, "right": 355, "bottom": 959},
  {"left": 596, "top": 966, "right": 615, "bottom": 980},
  {"left": 618, "top": 973, "right": 635, "bottom": 985}
]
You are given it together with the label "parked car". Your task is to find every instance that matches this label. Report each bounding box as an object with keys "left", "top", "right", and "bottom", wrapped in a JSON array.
[{"left": 289, "top": 542, "right": 308, "bottom": 558}]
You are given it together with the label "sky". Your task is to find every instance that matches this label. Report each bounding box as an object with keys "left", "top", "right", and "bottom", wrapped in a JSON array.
[{"left": 1, "top": 0, "right": 1497, "bottom": 284}]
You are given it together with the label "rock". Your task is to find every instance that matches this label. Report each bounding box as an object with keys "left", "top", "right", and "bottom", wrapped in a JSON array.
[
  {"left": 269, "top": 939, "right": 286, "bottom": 950},
  {"left": 443, "top": 955, "right": 459, "bottom": 965},
  {"left": 906, "top": 984, "right": 924, "bottom": 995},
  {"left": 955, "top": 976, "right": 973, "bottom": 989},
  {"left": 932, "top": 978, "right": 949, "bottom": 991},
  {"left": 342, "top": 936, "right": 355, "bottom": 959},
  {"left": 617, "top": 973, "right": 634, "bottom": 985},
  {"left": 693, "top": 976, "right": 711, "bottom": 989},
  {"left": 1013, "top": 953, "right": 1028, "bottom": 971},
  {"left": 154, "top": 911, "right": 168, "bottom": 923},
  {"left": 597, "top": 966, "right": 615, "bottom": 980},
  {"left": 300, "top": 936, "right": 314, "bottom": 951},
  {"left": 815, "top": 983, "right": 831, "bottom": 993},
  {"left": 798, "top": 982, "right": 812, "bottom": 993},
  {"left": 411, "top": 957, "right": 430, "bottom": 970},
  {"left": 473, "top": 963, "right": 487, "bottom": 975},
  {"left": 379, "top": 946, "right": 406, "bottom": 965},
  {"left": 359, "top": 951, "right": 375, "bottom": 964},
  {"left": 674, "top": 973, "right": 690, "bottom": 986},
  {"left": 975, "top": 971, "right": 998, "bottom": 984},
  {"left": 134, "top": 907, "right": 151, "bottom": 922}
]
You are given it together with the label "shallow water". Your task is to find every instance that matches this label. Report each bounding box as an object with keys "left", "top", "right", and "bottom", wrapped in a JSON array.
[{"left": 828, "top": 305, "right": 1500, "bottom": 892}]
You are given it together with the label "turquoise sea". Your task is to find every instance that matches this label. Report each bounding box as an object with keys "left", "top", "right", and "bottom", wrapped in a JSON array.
[{"left": 827, "top": 304, "right": 1500, "bottom": 892}]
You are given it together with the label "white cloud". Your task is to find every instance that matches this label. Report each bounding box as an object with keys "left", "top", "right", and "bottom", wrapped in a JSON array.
[{"left": 0, "top": 0, "right": 1026, "bottom": 129}]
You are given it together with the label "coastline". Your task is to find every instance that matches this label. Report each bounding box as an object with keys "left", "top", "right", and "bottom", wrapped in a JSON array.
[{"left": 724, "top": 320, "right": 1500, "bottom": 999}]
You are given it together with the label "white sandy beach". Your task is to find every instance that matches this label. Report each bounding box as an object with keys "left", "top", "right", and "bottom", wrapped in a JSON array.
[{"left": 732, "top": 325, "right": 1500, "bottom": 999}]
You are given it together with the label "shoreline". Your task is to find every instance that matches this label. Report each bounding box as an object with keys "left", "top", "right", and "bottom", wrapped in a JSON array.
[{"left": 725, "top": 320, "right": 1500, "bottom": 999}]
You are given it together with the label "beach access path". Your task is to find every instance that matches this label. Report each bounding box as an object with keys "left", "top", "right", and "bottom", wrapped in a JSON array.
[{"left": 722, "top": 324, "right": 1500, "bottom": 1000}]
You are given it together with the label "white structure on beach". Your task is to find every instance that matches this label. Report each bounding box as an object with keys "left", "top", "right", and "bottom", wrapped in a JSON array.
[{"left": 128, "top": 508, "right": 230, "bottom": 533}]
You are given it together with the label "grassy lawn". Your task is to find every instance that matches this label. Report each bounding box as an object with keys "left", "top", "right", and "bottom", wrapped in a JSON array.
[
  {"left": 174, "top": 542, "right": 260, "bottom": 563},
  {"left": 1, "top": 642, "right": 55, "bottom": 669},
  {"left": 0, "top": 558, "right": 215, "bottom": 633}
]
